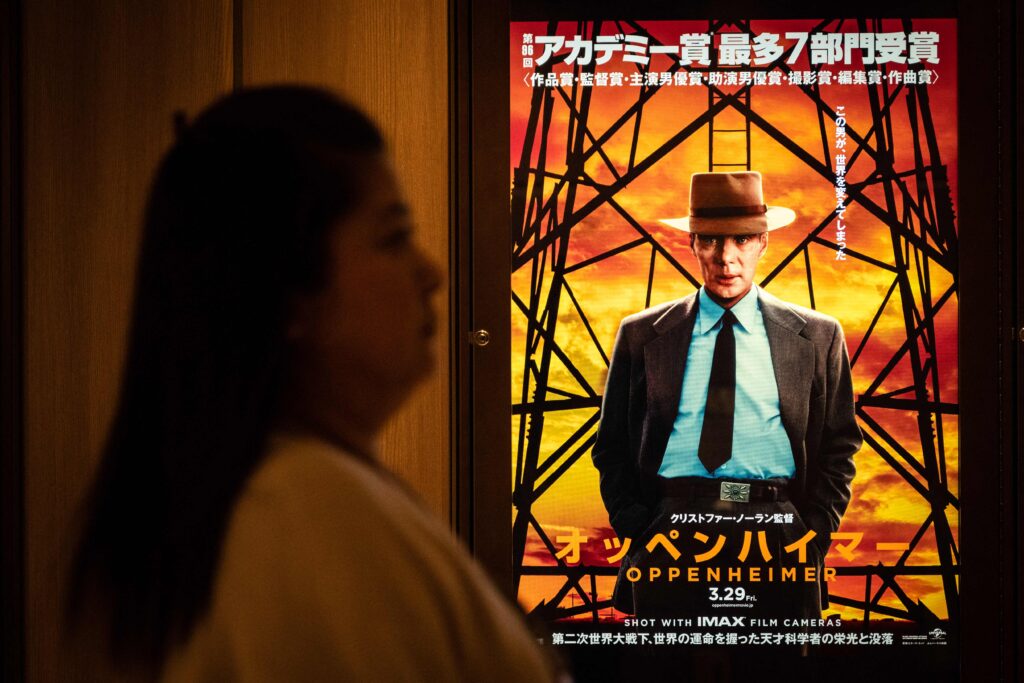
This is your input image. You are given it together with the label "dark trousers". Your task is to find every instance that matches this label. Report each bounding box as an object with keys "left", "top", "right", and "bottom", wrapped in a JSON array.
[{"left": 613, "top": 477, "right": 822, "bottom": 622}]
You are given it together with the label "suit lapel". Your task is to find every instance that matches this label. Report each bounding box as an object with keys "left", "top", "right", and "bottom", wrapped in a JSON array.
[
  {"left": 643, "top": 295, "right": 698, "bottom": 449},
  {"left": 758, "top": 289, "right": 814, "bottom": 450}
]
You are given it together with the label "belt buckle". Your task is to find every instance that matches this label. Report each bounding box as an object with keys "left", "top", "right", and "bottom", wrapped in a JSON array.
[{"left": 720, "top": 481, "right": 751, "bottom": 503}]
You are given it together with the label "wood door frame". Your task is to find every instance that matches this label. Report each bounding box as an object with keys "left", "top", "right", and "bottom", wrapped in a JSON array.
[
  {"left": 450, "top": 0, "right": 514, "bottom": 590},
  {"left": 1, "top": 0, "right": 24, "bottom": 680}
]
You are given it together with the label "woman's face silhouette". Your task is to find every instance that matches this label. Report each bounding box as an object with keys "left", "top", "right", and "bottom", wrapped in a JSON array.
[{"left": 288, "top": 156, "right": 442, "bottom": 445}]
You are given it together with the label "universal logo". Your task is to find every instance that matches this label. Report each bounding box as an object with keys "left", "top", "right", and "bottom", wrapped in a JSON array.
[{"left": 901, "top": 628, "right": 947, "bottom": 646}]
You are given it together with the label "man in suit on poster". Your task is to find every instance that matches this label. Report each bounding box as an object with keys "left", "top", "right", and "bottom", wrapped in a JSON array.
[{"left": 592, "top": 171, "right": 861, "bottom": 618}]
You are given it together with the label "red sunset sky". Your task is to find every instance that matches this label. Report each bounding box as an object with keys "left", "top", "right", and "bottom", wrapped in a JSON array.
[{"left": 509, "top": 18, "right": 958, "bottom": 623}]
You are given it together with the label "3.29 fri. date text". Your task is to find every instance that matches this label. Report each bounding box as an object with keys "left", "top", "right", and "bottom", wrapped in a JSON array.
[{"left": 708, "top": 586, "right": 754, "bottom": 602}]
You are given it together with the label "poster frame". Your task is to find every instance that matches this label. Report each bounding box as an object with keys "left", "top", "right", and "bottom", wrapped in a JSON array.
[{"left": 450, "top": 0, "right": 1021, "bottom": 679}]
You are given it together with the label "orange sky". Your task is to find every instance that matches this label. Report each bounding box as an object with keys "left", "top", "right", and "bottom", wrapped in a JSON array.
[{"left": 509, "top": 18, "right": 958, "bottom": 624}]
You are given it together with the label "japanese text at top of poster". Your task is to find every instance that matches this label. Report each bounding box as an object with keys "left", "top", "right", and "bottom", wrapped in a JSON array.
[{"left": 509, "top": 18, "right": 958, "bottom": 649}]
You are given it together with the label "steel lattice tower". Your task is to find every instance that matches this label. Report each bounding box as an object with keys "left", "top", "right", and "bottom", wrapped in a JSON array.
[{"left": 511, "top": 18, "right": 958, "bottom": 627}]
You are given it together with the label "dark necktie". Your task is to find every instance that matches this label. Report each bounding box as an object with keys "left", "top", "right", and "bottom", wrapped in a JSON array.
[{"left": 698, "top": 309, "right": 736, "bottom": 473}]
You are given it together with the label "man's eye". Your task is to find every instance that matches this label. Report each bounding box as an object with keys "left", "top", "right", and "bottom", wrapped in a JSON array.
[{"left": 736, "top": 236, "right": 749, "bottom": 245}]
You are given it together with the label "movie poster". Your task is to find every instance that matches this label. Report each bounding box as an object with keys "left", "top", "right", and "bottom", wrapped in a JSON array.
[{"left": 509, "top": 17, "right": 958, "bottom": 655}]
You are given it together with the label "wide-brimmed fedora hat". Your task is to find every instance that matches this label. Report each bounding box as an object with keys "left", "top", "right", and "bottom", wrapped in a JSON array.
[{"left": 659, "top": 171, "right": 796, "bottom": 234}]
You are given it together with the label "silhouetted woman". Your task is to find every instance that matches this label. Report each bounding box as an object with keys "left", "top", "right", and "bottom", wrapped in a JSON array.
[{"left": 67, "top": 86, "right": 562, "bottom": 682}]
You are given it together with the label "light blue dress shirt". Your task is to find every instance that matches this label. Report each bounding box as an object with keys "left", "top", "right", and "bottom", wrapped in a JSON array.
[{"left": 658, "top": 286, "right": 795, "bottom": 479}]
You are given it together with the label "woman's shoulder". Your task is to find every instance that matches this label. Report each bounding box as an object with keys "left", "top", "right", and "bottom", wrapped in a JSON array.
[
  {"left": 229, "top": 432, "right": 462, "bottom": 593},
  {"left": 163, "top": 432, "right": 560, "bottom": 682},
  {"left": 245, "top": 432, "right": 405, "bottom": 516},
  {"left": 240, "top": 433, "right": 455, "bottom": 558}
]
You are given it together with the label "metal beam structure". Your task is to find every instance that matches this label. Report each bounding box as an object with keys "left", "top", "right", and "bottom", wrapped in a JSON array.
[{"left": 511, "top": 18, "right": 958, "bottom": 627}]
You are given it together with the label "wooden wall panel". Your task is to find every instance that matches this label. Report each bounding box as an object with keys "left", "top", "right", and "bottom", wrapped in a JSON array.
[
  {"left": 22, "top": 2, "right": 451, "bottom": 678},
  {"left": 22, "top": 2, "right": 232, "bottom": 680},
  {"left": 243, "top": 0, "right": 452, "bottom": 520}
]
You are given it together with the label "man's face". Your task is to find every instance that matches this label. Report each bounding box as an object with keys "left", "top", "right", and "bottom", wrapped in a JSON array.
[{"left": 690, "top": 232, "right": 768, "bottom": 308}]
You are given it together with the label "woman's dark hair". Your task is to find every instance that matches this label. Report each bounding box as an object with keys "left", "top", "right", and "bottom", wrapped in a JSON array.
[{"left": 66, "top": 86, "right": 384, "bottom": 669}]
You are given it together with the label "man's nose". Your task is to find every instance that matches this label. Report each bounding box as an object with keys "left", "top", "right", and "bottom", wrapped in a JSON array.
[{"left": 715, "top": 239, "right": 739, "bottom": 264}]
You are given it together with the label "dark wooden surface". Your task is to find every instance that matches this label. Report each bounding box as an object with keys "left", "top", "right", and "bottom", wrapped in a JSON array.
[
  {"left": 243, "top": 0, "right": 452, "bottom": 521},
  {"left": 959, "top": 1, "right": 1020, "bottom": 681},
  {"left": 22, "top": 3, "right": 232, "bottom": 679},
  {"left": 2, "top": 0, "right": 25, "bottom": 680},
  {"left": 21, "top": 3, "right": 233, "bottom": 679},
  {"left": 17, "top": 1, "right": 451, "bottom": 680}
]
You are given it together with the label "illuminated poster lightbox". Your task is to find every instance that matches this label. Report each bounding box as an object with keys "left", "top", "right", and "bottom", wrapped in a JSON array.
[{"left": 509, "top": 17, "right": 958, "bottom": 657}]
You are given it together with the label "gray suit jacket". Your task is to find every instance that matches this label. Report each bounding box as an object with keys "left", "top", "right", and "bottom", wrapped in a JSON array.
[{"left": 592, "top": 288, "right": 861, "bottom": 559}]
